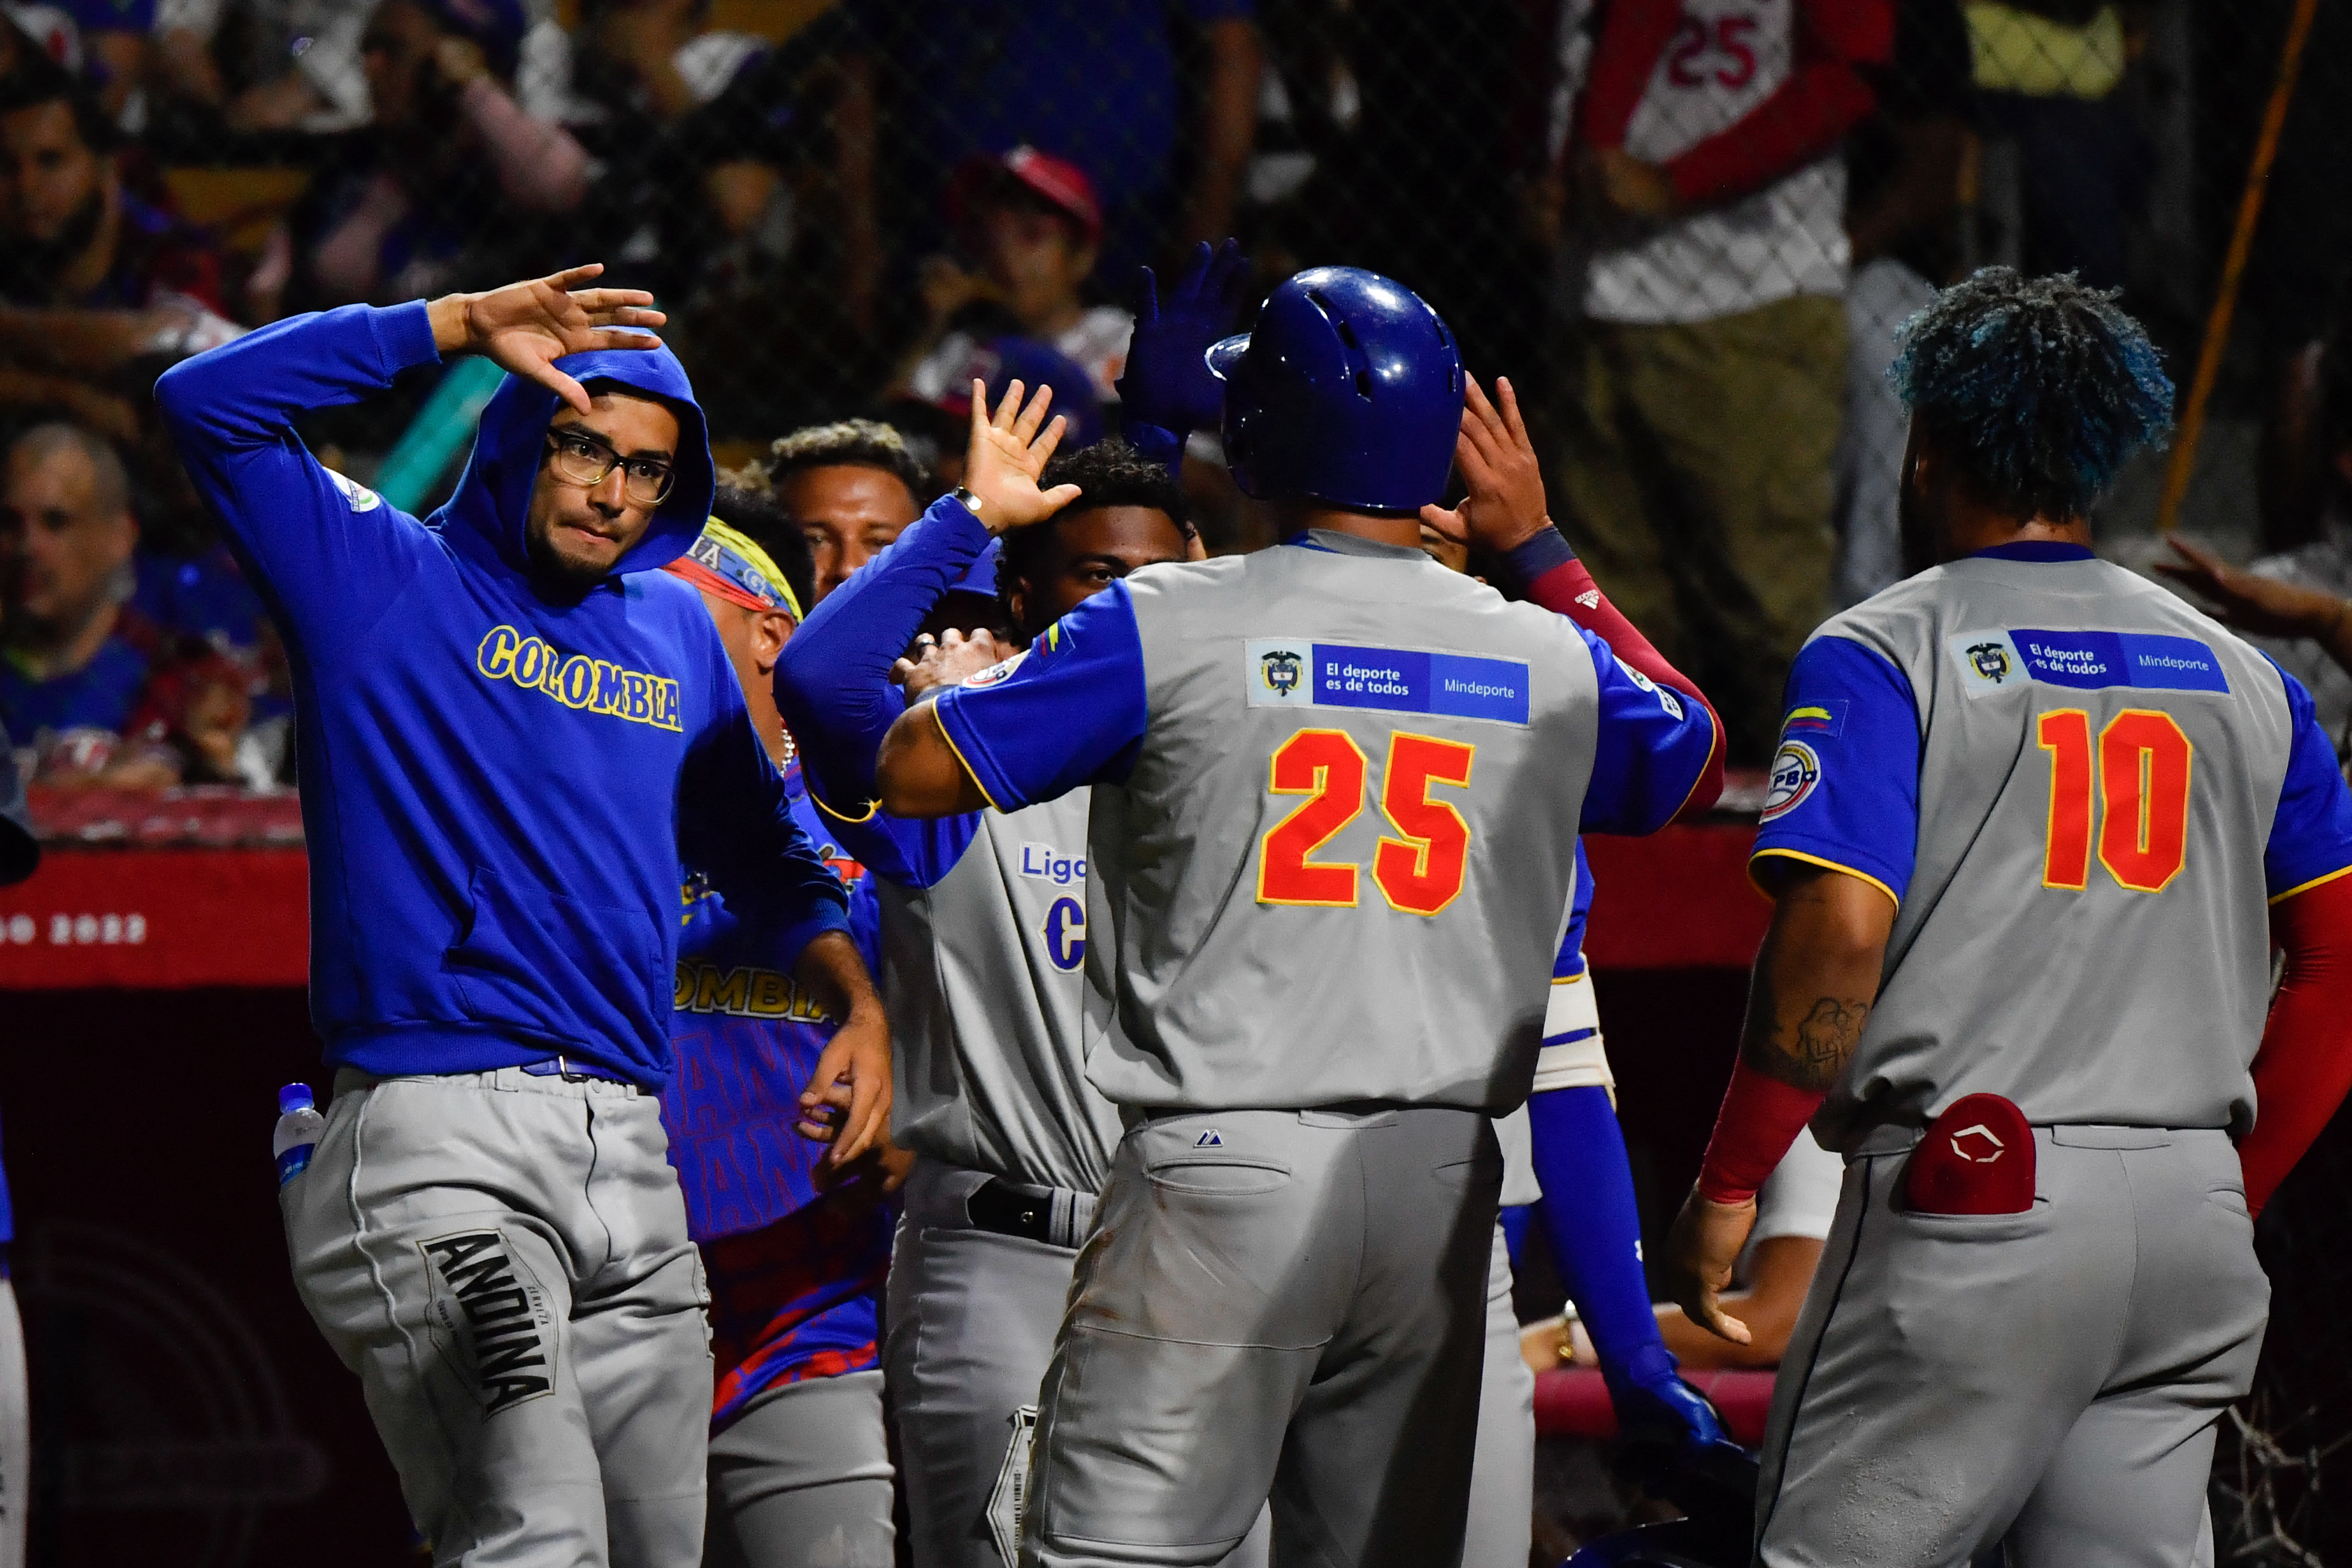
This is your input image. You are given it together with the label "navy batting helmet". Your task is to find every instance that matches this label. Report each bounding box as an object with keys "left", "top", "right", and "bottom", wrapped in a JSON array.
[
  {"left": 1563, "top": 1520, "right": 1749, "bottom": 1567},
  {"left": 1205, "top": 266, "right": 1463, "bottom": 513}
]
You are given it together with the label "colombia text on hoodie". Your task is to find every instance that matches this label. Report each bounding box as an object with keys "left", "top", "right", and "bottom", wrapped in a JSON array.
[{"left": 156, "top": 301, "right": 848, "bottom": 1089}]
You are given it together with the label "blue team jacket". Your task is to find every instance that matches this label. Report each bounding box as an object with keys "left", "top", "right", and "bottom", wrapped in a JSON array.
[{"left": 155, "top": 302, "right": 848, "bottom": 1088}]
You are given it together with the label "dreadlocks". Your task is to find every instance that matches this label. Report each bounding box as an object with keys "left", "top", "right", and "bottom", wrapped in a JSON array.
[{"left": 1890, "top": 267, "right": 2173, "bottom": 522}]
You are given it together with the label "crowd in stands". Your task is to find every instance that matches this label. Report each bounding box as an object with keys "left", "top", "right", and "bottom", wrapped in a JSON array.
[{"left": 0, "top": 0, "right": 2314, "bottom": 798}]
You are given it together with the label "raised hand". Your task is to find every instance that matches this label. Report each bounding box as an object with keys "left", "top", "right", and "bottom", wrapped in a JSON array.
[
  {"left": 2154, "top": 536, "right": 2349, "bottom": 641},
  {"left": 426, "top": 263, "right": 667, "bottom": 415},
  {"left": 1117, "top": 237, "right": 1251, "bottom": 435},
  {"left": 1419, "top": 375, "right": 1551, "bottom": 557},
  {"left": 961, "top": 379, "right": 1083, "bottom": 532}
]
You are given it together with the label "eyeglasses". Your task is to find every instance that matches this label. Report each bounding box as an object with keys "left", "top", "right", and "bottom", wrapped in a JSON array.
[{"left": 543, "top": 429, "right": 675, "bottom": 507}]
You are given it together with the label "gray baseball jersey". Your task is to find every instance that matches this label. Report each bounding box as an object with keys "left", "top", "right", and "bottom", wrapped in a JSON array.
[
  {"left": 1754, "top": 545, "right": 2352, "bottom": 1149},
  {"left": 1748, "top": 541, "right": 2352, "bottom": 1566},
  {"left": 934, "top": 531, "right": 1720, "bottom": 1116},
  {"left": 856, "top": 791, "right": 1122, "bottom": 1194}
]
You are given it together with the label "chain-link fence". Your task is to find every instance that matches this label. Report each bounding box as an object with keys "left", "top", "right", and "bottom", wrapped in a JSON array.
[
  {"left": 3, "top": 0, "right": 2352, "bottom": 1551},
  {"left": 6, "top": 0, "right": 2350, "bottom": 770}
]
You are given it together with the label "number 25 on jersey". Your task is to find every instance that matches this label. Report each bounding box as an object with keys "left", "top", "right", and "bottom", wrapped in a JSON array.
[
  {"left": 2037, "top": 708, "right": 2191, "bottom": 893},
  {"left": 1256, "top": 728, "right": 1475, "bottom": 915}
]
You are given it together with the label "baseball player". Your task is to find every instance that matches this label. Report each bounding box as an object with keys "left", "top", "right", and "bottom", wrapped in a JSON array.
[
  {"left": 1663, "top": 268, "right": 2352, "bottom": 1566},
  {"left": 155, "top": 267, "right": 888, "bottom": 1567},
  {"left": 871, "top": 265, "right": 1724, "bottom": 1567},
  {"left": 1417, "top": 376, "right": 1744, "bottom": 1565},
  {"left": 773, "top": 254, "right": 1270, "bottom": 1568},
  {"left": 657, "top": 517, "right": 898, "bottom": 1568}
]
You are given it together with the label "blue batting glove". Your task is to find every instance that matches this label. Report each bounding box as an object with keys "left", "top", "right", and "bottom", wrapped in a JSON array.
[
  {"left": 1611, "top": 1367, "right": 1756, "bottom": 1529},
  {"left": 1117, "top": 238, "right": 1251, "bottom": 443},
  {"left": 1612, "top": 1365, "right": 1732, "bottom": 1458}
]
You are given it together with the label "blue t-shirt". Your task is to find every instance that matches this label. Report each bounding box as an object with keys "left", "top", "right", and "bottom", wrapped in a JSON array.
[
  {"left": 0, "top": 637, "right": 150, "bottom": 738},
  {"left": 930, "top": 566, "right": 1718, "bottom": 835},
  {"left": 1754, "top": 543, "right": 2352, "bottom": 904}
]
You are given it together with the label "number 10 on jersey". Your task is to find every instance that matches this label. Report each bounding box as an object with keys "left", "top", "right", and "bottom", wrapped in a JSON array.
[
  {"left": 2037, "top": 708, "right": 2192, "bottom": 893},
  {"left": 1257, "top": 728, "right": 1476, "bottom": 915}
]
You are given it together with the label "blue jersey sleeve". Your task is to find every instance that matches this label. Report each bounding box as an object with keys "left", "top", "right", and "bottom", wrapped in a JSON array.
[
  {"left": 154, "top": 304, "right": 445, "bottom": 662},
  {"left": 1579, "top": 628, "right": 1722, "bottom": 835},
  {"left": 2263, "top": 657, "right": 2352, "bottom": 901},
  {"left": 679, "top": 628, "right": 851, "bottom": 969},
  {"left": 930, "top": 581, "right": 1150, "bottom": 812},
  {"left": 774, "top": 495, "right": 990, "bottom": 812},
  {"left": 1750, "top": 635, "right": 1922, "bottom": 905},
  {"left": 828, "top": 811, "right": 987, "bottom": 891},
  {"left": 1553, "top": 839, "right": 1594, "bottom": 982}
]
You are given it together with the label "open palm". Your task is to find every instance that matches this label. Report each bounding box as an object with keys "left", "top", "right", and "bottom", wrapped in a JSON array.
[
  {"left": 961, "top": 379, "right": 1083, "bottom": 532},
  {"left": 433, "top": 263, "right": 667, "bottom": 414}
]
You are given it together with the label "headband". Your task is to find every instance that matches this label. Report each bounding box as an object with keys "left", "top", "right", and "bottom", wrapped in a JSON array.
[{"left": 664, "top": 518, "right": 804, "bottom": 621}]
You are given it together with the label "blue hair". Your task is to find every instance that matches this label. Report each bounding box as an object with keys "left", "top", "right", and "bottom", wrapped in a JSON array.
[{"left": 1889, "top": 267, "right": 2173, "bottom": 521}]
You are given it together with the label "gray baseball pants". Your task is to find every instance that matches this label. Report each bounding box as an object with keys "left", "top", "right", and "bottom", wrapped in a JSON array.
[
  {"left": 705, "top": 1369, "right": 894, "bottom": 1568},
  {"left": 1758, "top": 1126, "right": 2267, "bottom": 1568},
  {"left": 886, "top": 1161, "right": 1268, "bottom": 1568},
  {"left": 0, "top": 1278, "right": 25, "bottom": 1568},
  {"left": 283, "top": 1068, "right": 713, "bottom": 1568},
  {"left": 1021, "top": 1105, "right": 1502, "bottom": 1568},
  {"left": 1465, "top": 1222, "right": 1533, "bottom": 1568}
]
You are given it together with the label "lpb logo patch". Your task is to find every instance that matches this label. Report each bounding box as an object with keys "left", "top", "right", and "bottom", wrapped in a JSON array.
[{"left": 1760, "top": 741, "right": 1821, "bottom": 823}]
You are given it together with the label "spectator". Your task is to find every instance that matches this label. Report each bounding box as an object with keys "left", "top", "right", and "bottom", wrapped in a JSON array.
[
  {"left": 1834, "top": 0, "right": 1973, "bottom": 606},
  {"left": 152, "top": 0, "right": 375, "bottom": 132},
  {"left": 522, "top": 0, "right": 765, "bottom": 127},
  {"left": 837, "top": 0, "right": 1261, "bottom": 320},
  {"left": 895, "top": 333, "right": 1107, "bottom": 494},
  {"left": 767, "top": 419, "right": 927, "bottom": 605},
  {"left": 902, "top": 148, "right": 1136, "bottom": 406},
  {"left": 2157, "top": 318, "right": 2352, "bottom": 765},
  {"left": 1967, "top": 0, "right": 2148, "bottom": 290},
  {"left": 0, "top": 65, "right": 240, "bottom": 436},
  {"left": 0, "top": 421, "right": 175, "bottom": 784},
  {"left": 1544, "top": 0, "right": 1893, "bottom": 760},
  {"left": 278, "top": 0, "right": 588, "bottom": 308}
]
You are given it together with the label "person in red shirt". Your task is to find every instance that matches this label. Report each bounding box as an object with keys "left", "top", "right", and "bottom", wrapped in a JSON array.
[{"left": 1544, "top": 0, "right": 1893, "bottom": 760}]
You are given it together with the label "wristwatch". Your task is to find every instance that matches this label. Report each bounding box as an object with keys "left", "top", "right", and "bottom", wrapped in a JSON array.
[{"left": 952, "top": 485, "right": 984, "bottom": 516}]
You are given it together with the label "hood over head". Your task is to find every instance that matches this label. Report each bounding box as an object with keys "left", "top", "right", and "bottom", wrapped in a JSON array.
[{"left": 433, "top": 342, "right": 716, "bottom": 586}]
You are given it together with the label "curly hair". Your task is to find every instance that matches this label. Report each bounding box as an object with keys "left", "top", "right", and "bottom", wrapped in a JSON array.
[
  {"left": 999, "top": 439, "right": 1190, "bottom": 622},
  {"left": 1889, "top": 268, "right": 2173, "bottom": 521},
  {"left": 767, "top": 419, "right": 931, "bottom": 506}
]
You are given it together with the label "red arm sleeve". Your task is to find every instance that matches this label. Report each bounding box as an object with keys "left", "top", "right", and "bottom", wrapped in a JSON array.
[
  {"left": 1508, "top": 529, "right": 1725, "bottom": 820},
  {"left": 1575, "top": 0, "right": 1685, "bottom": 147},
  {"left": 2239, "top": 871, "right": 2352, "bottom": 1217},
  {"left": 1662, "top": 0, "right": 1893, "bottom": 207},
  {"left": 1697, "top": 1058, "right": 1828, "bottom": 1204}
]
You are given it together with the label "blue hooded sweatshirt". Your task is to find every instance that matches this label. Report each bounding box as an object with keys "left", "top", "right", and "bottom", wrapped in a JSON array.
[{"left": 156, "top": 301, "right": 849, "bottom": 1088}]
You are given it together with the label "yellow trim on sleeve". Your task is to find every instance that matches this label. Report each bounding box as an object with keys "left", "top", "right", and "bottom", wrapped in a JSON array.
[
  {"left": 1748, "top": 846, "right": 1901, "bottom": 911},
  {"left": 929, "top": 701, "right": 1005, "bottom": 813},
  {"left": 2269, "top": 862, "right": 2352, "bottom": 906},
  {"left": 810, "top": 789, "right": 880, "bottom": 825},
  {"left": 1665, "top": 704, "right": 1726, "bottom": 824}
]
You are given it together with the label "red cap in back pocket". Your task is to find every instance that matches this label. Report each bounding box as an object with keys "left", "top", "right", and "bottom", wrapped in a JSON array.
[{"left": 1902, "top": 1093, "right": 2035, "bottom": 1215}]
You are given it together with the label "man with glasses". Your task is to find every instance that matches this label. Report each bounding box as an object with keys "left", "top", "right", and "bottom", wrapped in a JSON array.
[{"left": 156, "top": 265, "right": 890, "bottom": 1568}]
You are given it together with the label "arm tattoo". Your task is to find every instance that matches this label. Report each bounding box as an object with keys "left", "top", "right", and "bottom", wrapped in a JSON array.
[{"left": 1741, "top": 979, "right": 1872, "bottom": 1091}]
